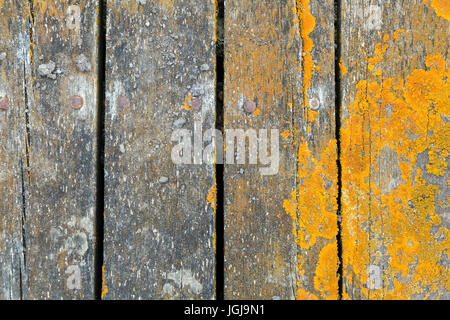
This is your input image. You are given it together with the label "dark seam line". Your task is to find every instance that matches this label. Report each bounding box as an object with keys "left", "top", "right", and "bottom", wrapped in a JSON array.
[
  {"left": 19, "top": 0, "right": 35, "bottom": 300},
  {"left": 334, "top": 0, "right": 344, "bottom": 300},
  {"left": 95, "top": 0, "right": 107, "bottom": 301},
  {"left": 215, "top": 0, "right": 225, "bottom": 301},
  {"left": 19, "top": 160, "right": 27, "bottom": 301}
]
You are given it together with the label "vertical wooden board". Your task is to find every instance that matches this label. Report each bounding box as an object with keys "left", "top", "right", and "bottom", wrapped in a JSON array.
[
  {"left": 23, "top": 0, "right": 99, "bottom": 299},
  {"left": 104, "top": 0, "right": 216, "bottom": 299},
  {"left": 0, "top": 2, "right": 30, "bottom": 300},
  {"left": 224, "top": 0, "right": 338, "bottom": 299},
  {"left": 341, "top": 0, "right": 449, "bottom": 299}
]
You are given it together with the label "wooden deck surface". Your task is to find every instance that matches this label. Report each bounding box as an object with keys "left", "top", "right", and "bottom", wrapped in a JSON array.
[{"left": 0, "top": 0, "right": 448, "bottom": 300}]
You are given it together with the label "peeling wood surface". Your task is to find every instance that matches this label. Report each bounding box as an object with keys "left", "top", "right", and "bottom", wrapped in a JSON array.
[
  {"left": 1, "top": 0, "right": 99, "bottom": 299},
  {"left": 224, "top": 0, "right": 338, "bottom": 299},
  {"left": 103, "top": 0, "right": 216, "bottom": 299},
  {"left": 341, "top": 0, "right": 449, "bottom": 299}
]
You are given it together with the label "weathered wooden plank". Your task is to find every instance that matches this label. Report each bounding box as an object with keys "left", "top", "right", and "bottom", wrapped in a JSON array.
[
  {"left": 10, "top": 0, "right": 98, "bottom": 299},
  {"left": 341, "top": 0, "right": 449, "bottom": 299},
  {"left": 103, "top": 0, "right": 216, "bottom": 299},
  {"left": 0, "top": 1, "right": 30, "bottom": 300},
  {"left": 224, "top": 0, "right": 338, "bottom": 299}
]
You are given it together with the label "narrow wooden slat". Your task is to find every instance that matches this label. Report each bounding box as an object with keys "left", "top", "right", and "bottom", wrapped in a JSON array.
[
  {"left": 0, "top": 2, "right": 30, "bottom": 300},
  {"left": 224, "top": 0, "right": 338, "bottom": 299},
  {"left": 24, "top": 0, "right": 98, "bottom": 299},
  {"left": 103, "top": 0, "right": 216, "bottom": 299},
  {"left": 341, "top": 0, "right": 449, "bottom": 299},
  {"left": 1, "top": 0, "right": 99, "bottom": 300}
]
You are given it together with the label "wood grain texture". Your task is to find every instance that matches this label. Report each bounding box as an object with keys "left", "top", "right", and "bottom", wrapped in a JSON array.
[
  {"left": 1, "top": 0, "right": 99, "bottom": 299},
  {"left": 0, "top": 1, "right": 30, "bottom": 300},
  {"left": 224, "top": 0, "right": 338, "bottom": 299},
  {"left": 25, "top": 0, "right": 99, "bottom": 299},
  {"left": 103, "top": 0, "right": 216, "bottom": 299},
  {"left": 341, "top": 0, "right": 449, "bottom": 299}
]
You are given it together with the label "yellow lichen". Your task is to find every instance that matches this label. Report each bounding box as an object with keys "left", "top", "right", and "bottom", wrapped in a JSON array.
[
  {"left": 425, "top": 0, "right": 450, "bottom": 20},
  {"left": 283, "top": 138, "right": 338, "bottom": 299},
  {"left": 296, "top": 288, "right": 318, "bottom": 300},
  {"left": 314, "top": 241, "right": 339, "bottom": 300},
  {"left": 101, "top": 265, "right": 108, "bottom": 299},
  {"left": 393, "top": 29, "right": 405, "bottom": 41},
  {"left": 181, "top": 94, "right": 192, "bottom": 111},
  {"left": 342, "top": 48, "right": 449, "bottom": 298},
  {"left": 296, "top": 0, "right": 317, "bottom": 121},
  {"left": 207, "top": 181, "right": 217, "bottom": 210},
  {"left": 340, "top": 58, "right": 347, "bottom": 76},
  {"left": 280, "top": 130, "right": 292, "bottom": 141},
  {"left": 283, "top": 2, "right": 340, "bottom": 300}
]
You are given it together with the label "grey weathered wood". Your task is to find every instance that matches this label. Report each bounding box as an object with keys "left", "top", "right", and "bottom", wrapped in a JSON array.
[
  {"left": 1, "top": 0, "right": 99, "bottom": 299},
  {"left": 103, "top": 0, "right": 216, "bottom": 299},
  {"left": 341, "top": 0, "right": 449, "bottom": 299},
  {"left": 0, "top": 2, "right": 29, "bottom": 300},
  {"left": 224, "top": 0, "right": 338, "bottom": 299}
]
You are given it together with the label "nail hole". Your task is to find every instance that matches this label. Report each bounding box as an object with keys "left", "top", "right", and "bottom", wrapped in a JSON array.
[
  {"left": 243, "top": 100, "right": 256, "bottom": 113},
  {"left": 0, "top": 96, "right": 11, "bottom": 110},
  {"left": 71, "top": 95, "right": 84, "bottom": 110},
  {"left": 191, "top": 97, "right": 202, "bottom": 111},
  {"left": 118, "top": 96, "right": 129, "bottom": 109},
  {"left": 309, "top": 98, "right": 320, "bottom": 110}
]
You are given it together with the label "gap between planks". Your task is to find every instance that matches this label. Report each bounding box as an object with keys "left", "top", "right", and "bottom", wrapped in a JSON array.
[
  {"left": 95, "top": 0, "right": 107, "bottom": 301},
  {"left": 334, "top": 0, "right": 344, "bottom": 300}
]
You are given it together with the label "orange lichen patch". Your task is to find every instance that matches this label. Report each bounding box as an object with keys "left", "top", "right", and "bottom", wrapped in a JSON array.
[
  {"left": 283, "top": 138, "right": 338, "bottom": 299},
  {"left": 295, "top": 0, "right": 317, "bottom": 119},
  {"left": 425, "top": 0, "right": 450, "bottom": 20},
  {"left": 339, "top": 58, "right": 347, "bottom": 76},
  {"left": 101, "top": 265, "right": 108, "bottom": 299},
  {"left": 393, "top": 29, "right": 405, "bottom": 41},
  {"left": 181, "top": 94, "right": 192, "bottom": 111},
  {"left": 280, "top": 130, "right": 292, "bottom": 141},
  {"left": 314, "top": 241, "right": 339, "bottom": 300},
  {"left": 283, "top": 191, "right": 298, "bottom": 238},
  {"left": 289, "top": 140, "right": 338, "bottom": 249},
  {"left": 368, "top": 43, "right": 389, "bottom": 75},
  {"left": 342, "top": 51, "right": 449, "bottom": 299},
  {"left": 207, "top": 182, "right": 217, "bottom": 210},
  {"left": 296, "top": 288, "right": 318, "bottom": 300},
  {"left": 208, "top": 178, "right": 217, "bottom": 257}
]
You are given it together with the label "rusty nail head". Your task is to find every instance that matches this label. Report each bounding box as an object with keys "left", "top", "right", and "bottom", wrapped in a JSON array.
[
  {"left": 118, "top": 96, "right": 129, "bottom": 108},
  {"left": 191, "top": 97, "right": 202, "bottom": 111},
  {"left": 71, "top": 95, "right": 84, "bottom": 109},
  {"left": 243, "top": 100, "right": 257, "bottom": 113},
  {"left": 309, "top": 98, "right": 320, "bottom": 110},
  {"left": 0, "top": 96, "right": 11, "bottom": 110}
]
